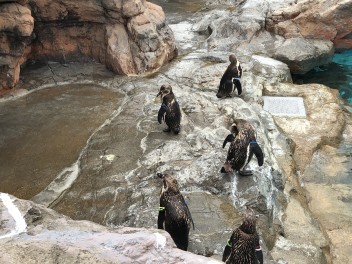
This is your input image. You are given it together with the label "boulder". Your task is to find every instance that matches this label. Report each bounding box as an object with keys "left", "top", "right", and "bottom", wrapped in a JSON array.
[
  {"left": 266, "top": 0, "right": 352, "bottom": 51},
  {"left": 0, "top": 2, "right": 33, "bottom": 89},
  {"left": 302, "top": 107, "right": 352, "bottom": 264},
  {"left": 0, "top": 193, "right": 222, "bottom": 264},
  {"left": 272, "top": 38, "right": 334, "bottom": 74},
  {"left": 193, "top": 1, "right": 336, "bottom": 75},
  {"left": 263, "top": 82, "right": 345, "bottom": 177}
]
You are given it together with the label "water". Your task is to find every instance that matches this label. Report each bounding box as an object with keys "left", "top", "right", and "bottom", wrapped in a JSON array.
[
  {"left": 0, "top": 83, "right": 122, "bottom": 200},
  {"left": 292, "top": 50, "right": 352, "bottom": 104}
]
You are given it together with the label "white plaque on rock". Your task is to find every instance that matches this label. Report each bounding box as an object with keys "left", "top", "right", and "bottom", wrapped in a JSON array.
[{"left": 263, "top": 96, "right": 306, "bottom": 117}]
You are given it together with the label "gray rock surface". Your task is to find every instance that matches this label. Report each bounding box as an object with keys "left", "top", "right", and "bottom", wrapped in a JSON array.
[
  {"left": 0, "top": 0, "right": 350, "bottom": 263},
  {"left": 0, "top": 194, "right": 222, "bottom": 264},
  {"left": 272, "top": 38, "right": 334, "bottom": 74},
  {"left": 193, "top": 0, "right": 337, "bottom": 74}
]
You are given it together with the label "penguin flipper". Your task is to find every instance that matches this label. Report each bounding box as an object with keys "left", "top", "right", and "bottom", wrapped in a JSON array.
[
  {"left": 222, "top": 134, "right": 235, "bottom": 148},
  {"left": 222, "top": 231, "right": 240, "bottom": 262},
  {"left": 222, "top": 243, "right": 232, "bottom": 262},
  {"left": 157, "top": 207, "right": 165, "bottom": 229},
  {"left": 233, "top": 78, "right": 242, "bottom": 95},
  {"left": 158, "top": 104, "right": 168, "bottom": 124},
  {"left": 256, "top": 247, "right": 264, "bottom": 264},
  {"left": 251, "top": 142, "right": 264, "bottom": 166},
  {"left": 182, "top": 196, "right": 195, "bottom": 230}
]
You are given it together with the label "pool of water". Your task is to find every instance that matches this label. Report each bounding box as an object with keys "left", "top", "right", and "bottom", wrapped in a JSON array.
[
  {"left": 292, "top": 49, "right": 352, "bottom": 104},
  {"left": 0, "top": 84, "right": 122, "bottom": 200}
]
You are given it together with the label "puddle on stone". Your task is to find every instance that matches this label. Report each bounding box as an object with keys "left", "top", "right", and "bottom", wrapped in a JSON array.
[{"left": 0, "top": 84, "right": 123, "bottom": 200}]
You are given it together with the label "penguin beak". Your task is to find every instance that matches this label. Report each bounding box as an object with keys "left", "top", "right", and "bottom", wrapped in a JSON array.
[
  {"left": 156, "top": 91, "right": 161, "bottom": 97},
  {"left": 230, "top": 124, "right": 238, "bottom": 135},
  {"left": 157, "top": 173, "right": 164, "bottom": 179}
]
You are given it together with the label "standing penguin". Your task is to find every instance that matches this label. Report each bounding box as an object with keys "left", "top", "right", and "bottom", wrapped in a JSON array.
[
  {"left": 221, "top": 119, "right": 263, "bottom": 176},
  {"left": 157, "top": 172, "right": 194, "bottom": 251},
  {"left": 222, "top": 208, "right": 264, "bottom": 264},
  {"left": 216, "top": 54, "right": 242, "bottom": 98},
  {"left": 156, "top": 84, "right": 182, "bottom": 134}
]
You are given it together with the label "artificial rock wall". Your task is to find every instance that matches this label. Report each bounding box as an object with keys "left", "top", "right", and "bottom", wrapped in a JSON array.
[{"left": 0, "top": 0, "right": 177, "bottom": 90}]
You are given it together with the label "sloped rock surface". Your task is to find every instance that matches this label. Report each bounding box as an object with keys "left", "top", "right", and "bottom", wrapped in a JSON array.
[{"left": 0, "top": 194, "right": 222, "bottom": 264}]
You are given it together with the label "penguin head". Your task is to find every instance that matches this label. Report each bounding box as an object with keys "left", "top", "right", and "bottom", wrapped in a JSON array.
[
  {"left": 229, "top": 54, "right": 237, "bottom": 64},
  {"left": 230, "top": 122, "right": 239, "bottom": 136},
  {"left": 157, "top": 172, "right": 179, "bottom": 195},
  {"left": 156, "top": 84, "right": 173, "bottom": 100},
  {"left": 239, "top": 208, "right": 257, "bottom": 235},
  {"left": 229, "top": 119, "right": 248, "bottom": 135}
]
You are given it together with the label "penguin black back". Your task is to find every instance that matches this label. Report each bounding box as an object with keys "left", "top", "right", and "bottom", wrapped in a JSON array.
[
  {"left": 156, "top": 84, "right": 182, "bottom": 134},
  {"left": 222, "top": 209, "right": 263, "bottom": 264},
  {"left": 157, "top": 173, "right": 194, "bottom": 251},
  {"left": 221, "top": 119, "right": 264, "bottom": 176},
  {"left": 217, "top": 55, "right": 243, "bottom": 98}
]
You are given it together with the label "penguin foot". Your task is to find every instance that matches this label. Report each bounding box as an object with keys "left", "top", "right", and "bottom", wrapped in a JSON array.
[
  {"left": 239, "top": 170, "right": 253, "bottom": 176},
  {"left": 163, "top": 127, "right": 171, "bottom": 132},
  {"left": 221, "top": 161, "right": 233, "bottom": 173},
  {"left": 173, "top": 127, "right": 180, "bottom": 135},
  {"left": 220, "top": 167, "right": 233, "bottom": 173}
]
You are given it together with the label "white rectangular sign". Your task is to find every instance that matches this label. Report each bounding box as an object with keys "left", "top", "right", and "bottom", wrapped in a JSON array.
[{"left": 263, "top": 96, "right": 306, "bottom": 117}]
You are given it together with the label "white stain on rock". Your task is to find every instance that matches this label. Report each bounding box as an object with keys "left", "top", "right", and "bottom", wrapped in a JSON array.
[
  {"left": 154, "top": 232, "right": 167, "bottom": 250},
  {"left": 32, "top": 162, "right": 80, "bottom": 207},
  {"left": 0, "top": 193, "right": 27, "bottom": 239},
  {"left": 100, "top": 154, "right": 116, "bottom": 162}
]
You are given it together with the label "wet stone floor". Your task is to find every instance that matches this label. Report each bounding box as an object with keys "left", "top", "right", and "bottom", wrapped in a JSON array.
[{"left": 0, "top": 83, "right": 123, "bottom": 199}]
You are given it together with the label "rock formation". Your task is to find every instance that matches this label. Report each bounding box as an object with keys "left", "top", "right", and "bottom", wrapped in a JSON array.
[
  {"left": 0, "top": 0, "right": 177, "bottom": 90},
  {"left": 192, "top": 0, "right": 337, "bottom": 74},
  {"left": 0, "top": 193, "right": 221, "bottom": 263},
  {"left": 0, "top": 2, "right": 33, "bottom": 90},
  {"left": 1, "top": 0, "right": 351, "bottom": 263},
  {"left": 266, "top": 0, "right": 352, "bottom": 51}
]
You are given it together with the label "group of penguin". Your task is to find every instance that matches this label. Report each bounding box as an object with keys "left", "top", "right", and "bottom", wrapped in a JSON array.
[{"left": 156, "top": 55, "right": 264, "bottom": 264}]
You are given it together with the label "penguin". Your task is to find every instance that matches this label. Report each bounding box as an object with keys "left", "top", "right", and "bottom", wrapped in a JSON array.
[
  {"left": 216, "top": 54, "right": 243, "bottom": 98},
  {"left": 221, "top": 119, "right": 264, "bottom": 176},
  {"left": 156, "top": 84, "right": 182, "bottom": 134},
  {"left": 222, "top": 208, "right": 264, "bottom": 264},
  {"left": 157, "top": 172, "right": 194, "bottom": 251}
]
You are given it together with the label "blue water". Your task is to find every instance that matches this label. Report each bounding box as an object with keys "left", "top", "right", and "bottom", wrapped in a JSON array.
[{"left": 292, "top": 50, "right": 352, "bottom": 104}]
